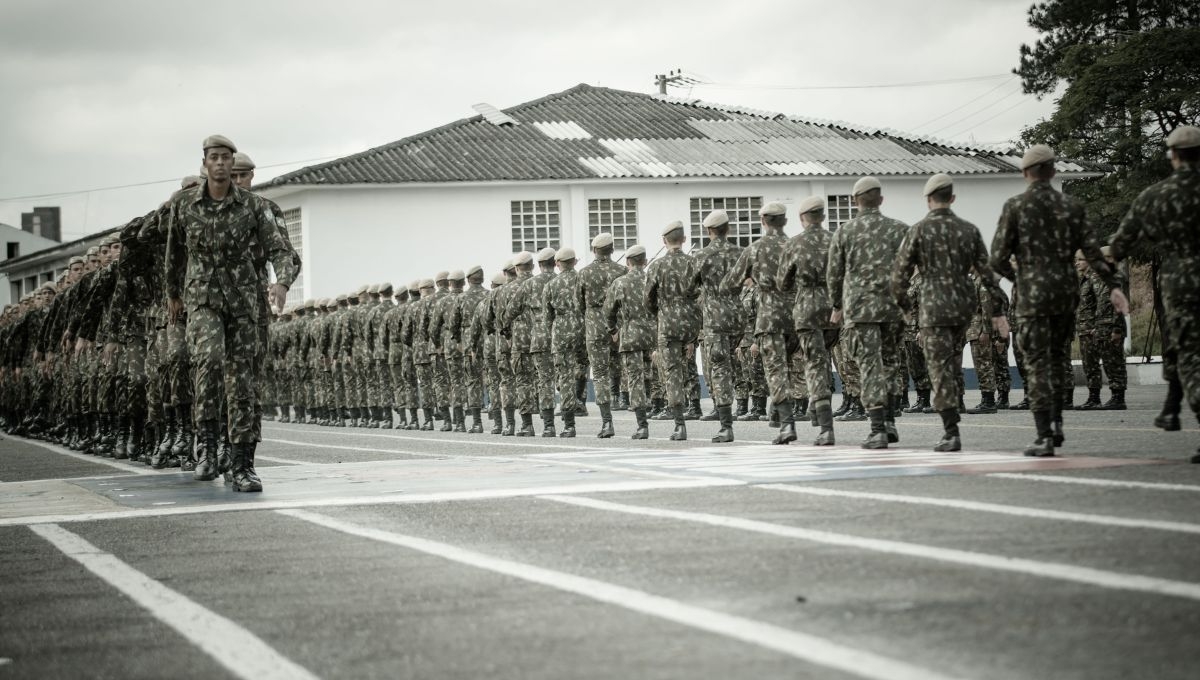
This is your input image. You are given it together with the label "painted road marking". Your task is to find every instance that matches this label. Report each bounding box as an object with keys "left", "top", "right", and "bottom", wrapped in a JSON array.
[
  {"left": 541, "top": 494, "right": 1200, "bottom": 602},
  {"left": 279, "top": 508, "right": 965, "bottom": 680},
  {"left": 29, "top": 523, "right": 320, "bottom": 680},
  {"left": 0, "top": 477, "right": 740, "bottom": 527},
  {"left": 759, "top": 484, "right": 1200, "bottom": 535},
  {"left": 987, "top": 473, "right": 1200, "bottom": 492},
  {"left": 14, "top": 437, "right": 155, "bottom": 475},
  {"left": 263, "top": 423, "right": 609, "bottom": 451}
]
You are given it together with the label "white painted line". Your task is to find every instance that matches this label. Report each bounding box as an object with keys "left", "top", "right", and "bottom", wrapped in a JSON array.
[
  {"left": 541, "top": 494, "right": 1200, "bottom": 602},
  {"left": 759, "top": 484, "right": 1200, "bottom": 535},
  {"left": 279, "top": 508, "right": 963, "bottom": 680},
  {"left": 29, "top": 523, "right": 319, "bottom": 680},
  {"left": 987, "top": 473, "right": 1200, "bottom": 492},
  {"left": 0, "top": 477, "right": 740, "bottom": 528},
  {"left": 10, "top": 436, "right": 156, "bottom": 475},
  {"left": 263, "top": 422, "right": 609, "bottom": 451}
]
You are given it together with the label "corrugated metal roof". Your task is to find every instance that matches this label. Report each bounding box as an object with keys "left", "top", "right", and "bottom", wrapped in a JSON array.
[{"left": 264, "top": 83, "right": 1096, "bottom": 188}]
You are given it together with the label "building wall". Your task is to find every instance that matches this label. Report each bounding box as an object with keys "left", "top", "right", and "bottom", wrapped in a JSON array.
[{"left": 0, "top": 224, "right": 64, "bottom": 307}]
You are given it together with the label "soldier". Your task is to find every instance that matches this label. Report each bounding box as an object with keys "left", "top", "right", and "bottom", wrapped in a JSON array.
[
  {"left": 828, "top": 177, "right": 910, "bottom": 449},
  {"left": 544, "top": 247, "right": 586, "bottom": 437},
  {"left": 399, "top": 282, "right": 422, "bottom": 428},
  {"left": 165, "top": 135, "right": 298, "bottom": 491},
  {"left": 964, "top": 272, "right": 999, "bottom": 414},
  {"left": 477, "top": 272, "right": 507, "bottom": 433},
  {"left": 407, "top": 279, "right": 438, "bottom": 430},
  {"left": 902, "top": 272, "right": 933, "bottom": 413},
  {"left": 492, "top": 261, "right": 520, "bottom": 435},
  {"left": 990, "top": 145, "right": 1127, "bottom": 457},
  {"left": 500, "top": 254, "right": 535, "bottom": 435},
  {"left": 778, "top": 196, "right": 838, "bottom": 445},
  {"left": 1109, "top": 125, "right": 1198, "bottom": 461},
  {"left": 456, "top": 265, "right": 488, "bottom": 433},
  {"left": 647, "top": 222, "right": 701, "bottom": 441},
  {"left": 521, "top": 248, "right": 558, "bottom": 436},
  {"left": 605, "top": 244, "right": 654, "bottom": 439},
  {"left": 578, "top": 232, "right": 627, "bottom": 437},
  {"left": 381, "top": 285, "right": 410, "bottom": 428},
  {"left": 691, "top": 211, "right": 743, "bottom": 442},
  {"left": 367, "top": 283, "right": 394, "bottom": 426},
  {"left": 894, "top": 174, "right": 1007, "bottom": 451},
  {"left": 1090, "top": 247, "right": 1128, "bottom": 410},
  {"left": 735, "top": 280, "right": 768, "bottom": 421},
  {"left": 439, "top": 271, "right": 467, "bottom": 432},
  {"left": 990, "top": 283, "right": 1014, "bottom": 409}
]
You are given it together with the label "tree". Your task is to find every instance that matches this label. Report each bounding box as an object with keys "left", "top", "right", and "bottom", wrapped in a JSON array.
[{"left": 1016, "top": 0, "right": 1200, "bottom": 249}]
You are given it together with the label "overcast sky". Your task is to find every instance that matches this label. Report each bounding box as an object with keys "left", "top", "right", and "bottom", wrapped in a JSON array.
[{"left": 0, "top": 0, "right": 1055, "bottom": 241}]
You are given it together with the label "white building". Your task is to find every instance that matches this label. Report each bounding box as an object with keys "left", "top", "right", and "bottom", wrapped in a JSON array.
[
  {"left": 0, "top": 221, "right": 69, "bottom": 307},
  {"left": 258, "top": 83, "right": 1096, "bottom": 304}
]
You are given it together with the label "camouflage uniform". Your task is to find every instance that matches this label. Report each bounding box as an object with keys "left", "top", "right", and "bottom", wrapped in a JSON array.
[
  {"left": 382, "top": 296, "right": 410, "bottom": 421},
  {"left": 545, "top": 262, "right": 586, "bottom": 427},
  {"left": 1089, "top": 266, "right": 1128, "bottom": 393},
  {"left": 492, "top": 274, "right": 521, "bottom": 414},
  {"left": 646, "top": 249, "right": 701, "bottom": 409},
  {"left": 778, "top": 221, "right": 837, "bottom": 411},
  {"left": 517, "top": 266, "right": 556, "bottom": 415},
  {"left": 967, "top": 274, "right": 997, "bottom": 393},
  {"left": 606, "top": 265, "right": 655, "bottom": 415},
  {"left": 903, "top": 273, "right": 932, "bottom": 395},
  {"left": 1077, "top": 268, "right": 1101, "bottom": 391},
  {"left": 579, "top": 253, "right": 626, "bottom": 408},
  {"left": 456, "top": 278, "right": 488, "bottom": 417},
  {"left": 736, "top": 284, "right": 767, "bottom": 406},
  {"left": 723, "top": 230, "right": 793, "bottom": 411},
  {"left": 692, "top": 235, "right": 742, "bottom": 408}
]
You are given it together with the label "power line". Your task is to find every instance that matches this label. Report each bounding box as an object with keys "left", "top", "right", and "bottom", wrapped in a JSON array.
[
  {"left": 909, "top": 75, "right": 1018, "bottom": 132},
  {"left": 0, "top": 155, "right": 339, "bottom": 203},
  {"left": 940, "top": 95, "right": 1040, "bottom": 139},
  {"left": 926, "top": 83, "right": 1027, "bottom": 137},
  {"left": 690, "top": 73, "right": 1010, "bottom": 92}
]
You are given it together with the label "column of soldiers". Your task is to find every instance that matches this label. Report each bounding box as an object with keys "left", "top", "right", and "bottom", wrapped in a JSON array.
[{"left": 4, "top": 130, "right": 1198, "bottom": 463}]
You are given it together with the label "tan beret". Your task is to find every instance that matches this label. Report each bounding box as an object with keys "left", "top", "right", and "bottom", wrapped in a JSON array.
[
  {"left": 39, "top": 282, "right": 56, "bottom": 293},
  {"left": 86, "top": 246, "right": 99, "bottom": 257},
  {"left": 625, "top": 244, "right": 647, "bottom": 259},
  {"left": 555, "top": 246, "right": 577, "bottom": 261},
  {"left": 335, "top": 293, "right": 348, "bottom": 302},
  {"left": 378, "top": 282, "right": 393, "bottom": 294},
  {"left": 759, "top": 202, "right": 787, "bottom": 216},
  {"left": 536, "top": 246, "right": 557, "bottom": 262},
  {"left": 1100, "top": 245, "right": 1113, "bottom": 258},
  {"left": 502, "top": 259, "right": 516, "bottom": 272},
  {"left": 419, "top": 278, "right": 435, "bottom": 289},
  {"left": 511, "top": 251, "right": 533, "bottom": 266},
  {"left": 68, "top": 256, "right": 85, "bottom": 266},
  {"left": 448, "top": 269, "right": 465, "bottom": 281},
  {"left": 923, "top": 173, "right": 953, "bottom": 197},
  {"left": 304, "top": 298, "right": 315, "bottom": 308},
  {"left": 466, "top": 265, "right": 483, "bottom": 278},
  {"left": 356, "top": 284, "right": 369, "bottom": 295},
  {"left": 434, "top": 270, "right": 449, "bottom": 282},
  {"left": 180, "top": 175, "right": 202, "bottom": 189},
  {"left": 198, "top": 165, "right": 208, "bottom": 179},
  {"left": 491, "top": 272, "right": 507, "bottom": 286},
  {"left": 703, "top": 210, "right": 729, "bottom": 228},
  {"left": 367, "top": 284, "right": 380, "bottom": 294},
  {"left": 408, "top": 280, "right": 421, "bottom": 292},
  {"left": 1074, "top": 249, "right": 1085, "bottom": 260},
  {"left": 797, "top": 196, "right": 825, "bottom": 214},
  {"left": 591, "top": 232, "right": 614, "bottom": 249},
  {"left": 852, "top": 177, "right": 882, "bottom": 196},
  {"left": 1020, "top": 144, "right": 1056, "bottom": 170},
  {"left": 661, "top": 220, "right": 685, "bottom": 237},
  {"left": 1166, "top": 125, "right": 1200, "bottom": 149},
  {"left": 202, "top": 134, "right": 237, "bottom": 153},
  {"left": 231, "top": 152, "right": 255, "bottom": 171}
]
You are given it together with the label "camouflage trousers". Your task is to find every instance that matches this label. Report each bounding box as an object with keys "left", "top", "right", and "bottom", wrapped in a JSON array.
[
  {"left": 532, "top": 351, "right": 555, "bottom": 411},
  {"left": 400, "top": 354, "right": 419, "bottom": 409},
  {"left": 833, "top": 340, "right": 860, "bottom": 397},
  {"left": 351, "top": 358, "right": 370, "bottom": 407},
  {"left": 621, "top": 350, "right": 653, "bottom": 411},
  {"left": 992, "top": 333, "right": 1012, "bottom": 394},
  {"left": 1015, "top": 314, "right": 1075, "bottom": 413},
  {"left": 920, "top": 325, "right": 967, "bottom": 412},
  {"left": 795, "top": 329, "right": 838, "bottom": 407},
  {"left": 463, "top": 351, "right": 485, "bottom": 410},
  {"left": 332, "top": 361, "right": 347, "bottom": 409},
  {"left": 656, "top": 339, "right": 693, "bottom": 408},
  {"left": 1082, "top": 332, "right": 1127, "bottom": 391},
  {"left": 510, "top": 350, "right": 535, "bottom": 414},
  {"left": 703, "top": 332, "right": 739, "bottom": 407},
  {"left": 444, "top": 350, "right": 466, "bottom": 407},
  {"left": 118, "top": 341, "right": 147, "bottom": 422},
  {"left": 185, "top": 307, "right": 259, "bottom": 444},
  {"left": 968, "top": 334, "right": 996, "bottom": 392},
  {"left": 483, "top": 336, "right": 501, "bottom": 411},
  {"left": 844, "top": 322, "right": 903, "bottom": 411},
  {"left": 585, "top": 321, "right": 618, "bottom": 405},
  {"left": 432, "top": 353, "right": 451, "bottom": 408},
  {"left": 414, "top": 360, "right": 435, "bottom": 409},
  {"left": 145, "top": 330, "right": 164, "bottom": 424},
  {"left": 1163, "top": 312, "right": 1200, "bottom": 417},
  {"left": 389, "top": 364, "right": 406, "bottom": 410},
  {"left": 165, "top": 322, "right": 191, "bottom": 408},
  {"left": 554, "top": 345, "right": 585, "bottom": 414},
  {"left": 736, "top": 344, "right": 766, "bottom": 399},
  {"left": 789, "top": 349, "right": 808, "bottom": 401},
  {"left": 905, "top": 336, "right": 931, "bottom": 392},
  {"left": 756, "top": 332, "right": 794, "bottom": 406},
  {"left": 496, "top": 337, "right": 516, "bottom": 410},
  {"left": 370, "top": 359, "right": 391, "bottom": 407}
]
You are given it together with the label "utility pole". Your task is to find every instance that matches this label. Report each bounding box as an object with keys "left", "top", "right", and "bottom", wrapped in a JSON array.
[{"left": 654, "top": 69, "right": 686, "bottom": 94}]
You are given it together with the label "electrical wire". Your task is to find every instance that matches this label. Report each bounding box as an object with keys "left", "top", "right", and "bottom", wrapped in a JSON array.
[
  {"left": 925, "top": 83, "right": 1028, "bottom": 136},
  {"left": 687, "top": 73, "right": 1010, "bottom": 92},
  {"left": 909, "top": 75, "right": 1018, "bottom": 131}
]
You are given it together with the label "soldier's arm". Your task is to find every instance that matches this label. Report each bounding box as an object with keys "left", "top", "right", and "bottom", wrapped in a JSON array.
[
  {"left": 719, "top": 249, "right": 751, "bottom": 294},
  {"left": 604, "top": 280, "right": 621, "bottom": 336},
  {"left": 164, "top": 202, "right": 186, "bottom": 302},
  {"left": 890, "top": 228, "right": 918, "bottom": 309},
  {"left": 826, "top": 232, "right": 846, "bottom": 311},
  {"left": 644, "top": 268, "right": 659, "bottom": 317},
  {"left": 1108, "top": 188, "right": 1153, "bottom": 263},
  {"left": 255, "top": 200, "right": 299, "bottom": 289},
  {"left": 988, "top": 201, "right": 1018, "bottom": 281},
  {"left": 968, "top": 228, "right": 1006, "bottom": 317}
]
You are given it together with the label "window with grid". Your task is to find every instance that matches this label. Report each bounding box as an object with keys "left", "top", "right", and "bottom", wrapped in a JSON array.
[
  {"left": 688, "top": 196, "right": 763, "bottom": 249},
  {"left": 826, "top": 195, "right": 857, "bottom": 232},
  {"left": 283, "top": 208, "right": 304, "bottom": 303},
  {"left": 510, "top": 200, "right": 561, "bottom": 253},
  {"left": 587, "top": 198, "right": 638, "bottom": 250}
]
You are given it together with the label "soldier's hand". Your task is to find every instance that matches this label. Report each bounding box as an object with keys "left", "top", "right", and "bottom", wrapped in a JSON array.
[
  {"left": 102, "top": 342, "right": 120, "bottom": 365},
  {"left": 991, "top": 315, "right": 1010, "bottom": 339},
  {"left": 167, "top": 297, "right": 184, "bottom": 325},
  {"left": 1110, "top": 288, "right": 1130, "bottom": 315},
  {"left": 269, "top": 284, "right": 289, "bottom": 313},
  {"left": 1111, "top": 331, "right": 1123, "bottom": 344},
  {"left": 750, "top": 343, "right": 759, "bottom": 358},
  {"left": 830, "top": 309, "right": 843, "bottom": 326},
  {"left": 74, "top": 338, "right": 88, "bottom": 356},
  {"left": 610, "top": 332, "right": 619, "bottom": 343}
]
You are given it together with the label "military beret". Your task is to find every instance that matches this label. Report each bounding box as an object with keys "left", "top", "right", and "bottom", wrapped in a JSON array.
[
  {"left": 1074, "top": 249, "right": 1086, "bottom": 260},
  {"left": 503, "top": 259, "right": 516, "bottom": 272},
  {"left": 703, "top": 210, "right": 729, "bottom": 228},
  {"left": 419, "top": 278, "right": 435, "bottom": 289},
  {"left": 491, "top": 272, "right": 507, "bottom": 286},
  {"left": 923, "top": 173, "right": 954, "bottom": 197},
  {"left": 1100, "top": 245, "right": 1113, "bottom": 258},
  {"left": 202, "top": 134, "right": 237, "bottom": 153},
  {"left": 511, "top": 251, "right": 533, "bottom": 266},
  {"left": 366, "top": 284, "right": 379, "bottom": 294},
  {"left": 852, "top": 177, "right": 882, "bottom": 196},
  {"left": 181, "top": 175, "right": 202, "bottom": 189},
  {"left": 408, "top": 280, "right": 421, "bottom": 292},
  {"left": 86, "top": 246, "right": 100, "bottom": 257},
  {"left": 1167, "top": 125, "right": 1200, "bottom": 149},
  {"left": 378, "top": 282, "right": 394, "bottom": 294},
  {"left": 661, "top": 220, "right": 685, "bottom": 237},
  {"left": 231, "top": 152, "right": 255, "bottom": 171},
  {"left": 591, "top": 232, "right": 614, "bottom": 249},
  {"left": 39, "top": 282, "right": 57, "bottom": 293},
  {"left": 555, "top": 246, "right": 577, "bottom": 261},
  {"left": 356, "top": 284, "right": 369, "bottom": 295},
  {"left": 625, "top": 244, "right": 647, "bottom": 259},
  {"left": 68, "top": 256, "right": 85, "bottom": 266},
  {"left": 466, "top": 265, "right": 483, "bottom": 278},
  {"left": 303, "top": 298, "right": 315, "bottom": 308},
  {"left": 335, "top": 293, "right": 348, "bottom": 302},
  {"left": 759, "top": 202, "right": 787, "bottom": 216},
  {"left": 1020, "top": 144, "right": 1056, "bottom": 170},
  {"left": 448, "top": 269, "right": 465, "bottom": 281},
  {"left": 435, "top": 270, "right": 450, "bottom": 282},
  {"left": 797, "top": 196, "right": 825, "bottom": 214},
  {"left": 536, "top": 246, "right": 557, "bottom": 262}
]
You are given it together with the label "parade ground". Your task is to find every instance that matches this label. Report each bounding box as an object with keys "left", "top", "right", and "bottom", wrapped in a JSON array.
[{"left": 2, "top": 384, "right": 1198, "bottom": 680}]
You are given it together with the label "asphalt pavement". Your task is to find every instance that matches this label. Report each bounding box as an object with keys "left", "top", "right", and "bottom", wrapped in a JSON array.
[{"left": 2, "top": 384, "right": 1198, "bottom": 680}]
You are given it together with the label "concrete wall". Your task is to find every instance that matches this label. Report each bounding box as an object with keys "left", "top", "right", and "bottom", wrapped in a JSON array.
[{"left": 0, "top": 224, "right": 64, "bottom": 307}]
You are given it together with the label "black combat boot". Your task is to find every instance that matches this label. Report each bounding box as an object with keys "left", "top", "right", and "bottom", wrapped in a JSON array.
[
  {"left": 469, "top": 408, "right": 484, "bottom": 434},
  {"left": 421, "top": 408, "right": 435, "bottom": 431},
  {"left": 489, "top": 407, "right": 503, "bottom": 435},
  {"left": 516, "top": 412, "right": 535, "bottom": 437},
  {"left": 439, "top": 407, "right": 453, "bottom": 432},
  {"left": 615, "top": 391, "right": 630, "bottom": 411},
  {"left": 172, "top": 410, "right": 193, "bottom": 465},
  {"left": 407, "top": 407, "right": 421, "bottom": 430},
  {"left": 934, "top": 409, "right": 962, "bottom": 452},
  {"left": 559, "top": 410, "right": 576, "bottom": 438},
  {"left": 794, "top": 398, "right": 809, "bottom": 422},
  {"left": 884, "top": 397, "right": 900, "bottom": 443},
  {"left": 684, "top": 399, "right": 702, "bottom": 421},
  {"left": 862, "top": 408, "right": 889, "bottom": 450},
  {"left": 453, "top": 406, "right": 467, "bottom": 433},
  {"left": 1078, "top": 388, "right": 1102, "bottom": 410},
  {"left": 1010, "top": 395, "right": 1030, "bottom": 410},
  {"left": 995, "top": 389, "right": 1009, "bottom": 410},
  {"left": 597, "top": 403, "right": 614, "bottom": 438},
  {"left": 711, "top": 405, "right": 734, "bottom": 443},
  {"left": 295, "top": 405, "right": 307, "bottom": 424},
  {"left": 631, "top": 408, "right": 649, "bottom": 440},
  {"left": 230, "top": 442, "right": 264, "bottom": 492},
  {"left": 738, "top": 396, "right": 764, "bottom": 421},
  {"left": 95, "top": 415, "right": 115, "bottom": 457},
  {"left": 899, "top": 392, "right": 910, "bottom": 412},
  {"left": 574, "top": 379, "right": 590, "bottom": 417},
  {"left": 839, "top": 396, "right": 867, "bottom": 422},
  {"left": 278, "top": 406, "right": 290, "bottom": 424},
  {"left": 193, "top": 420, "right": 221, "bottom": 481},
  {"left": 1100, "top": 389, "right": 1126, "bottom": 411},
  {"left": 966, "top": 391, "right": 997, "bottom": 415},
  {"left": 832, "top": 394, "right": 852, "bottom": 418},
  {"left": 1024, "top": 410, "right": 1055, "bottom": 457},
  {"left": 771, "top": 400, "right": 796, "bottom": 445},
  {"left": 502, "top": 406, "right": 515, "bottom": 436},
  {"left": 669, "top": 405, "right": 687, "bottom": 441},
  {"left": 541, "top": 408, "right": 557, "bottom": 438},
  {"left": 112, "top": 417, "right": 130, "bottom": 460},
  {"left": 652, "top": 398, "right": 672, "bottom": 420},
  {"left": 813, "top": 402, "right": 835, "bottom": 446},
  {"left": 1155, "top": 378, "right": 1183, "bottom": 431},
  {"left": 218, "top": 435, "right": 233, "bottom": 483},
  {"left": 734, "top": 397, "right": 748, "bottom": 418},
  {"left": 768, "top": 402, "right": 780, "bottom": 428},
  {"left": 906, "top": 389, "right": 930, "bottom": 414}
]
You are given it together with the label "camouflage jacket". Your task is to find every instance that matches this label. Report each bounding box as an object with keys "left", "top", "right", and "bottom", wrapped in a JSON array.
[
  {"left": 164, "top": 182, "right": 297, "bottom": 319},
  {"left": 722, "top": 230, "right": 790, "bottom": 335},
  {"left": 454, "top": 284, "right": 487, "bottom": 353},
  {"left": 407, "top": 296, "right": 436, "bottom": 364},
  {"left": 646, "top": 250, "right": 701, "bottom": 342},
  {"left": 518, "top": 271, "right": 554, "bottom": 353},
  {"left": 381, "top": 303, "right": 407, "bottom": 365},
  {"left": 990, "top": 180, "right": 1114, "bottom": 318},
  {"left": 828, "top": 207, "right": 908, "bottom": 325},
  {"left": 738, "top": 285, "right": 757, "bottom": 348},
  {"left": 894, "top": 207, "right": 1001, "bottom": 329},
  {"left": 1091, "top": 266, "right": 1128, "bottom": 336},
  {"left": 967, "top": 274, "right": 997, "bottom": 340},
  {"left": 578, "top": 256, "right": 628, "bottom": 342},
  {"left": 366, "top": 300, "right": 391, "bottom": 363},
  {"left": 465, "top": 290, "right": 495, "bottom": 356},
  {"left": 1076, "top": 272, "right": 1097, "bottom": 333},
  {"left": 492, "top": 277, "right": 521, "bottom": 340},
  {"left": 437, "top": 290, "right": 464, "bottom": 358},
  {"left": 777, "top": 224, "right": 834, "bottom": 331},
  {"left": 1110, "top": 163, "right": 1200, "bottom": 316},
  {"left": 544, "top": 268, "right": 584, "bottom": 352},
  {"left": 500, "top": 272, "right": 534, "bottom": 350},
  {"left": 691, "top": 237, "right": 742, "bottom": 335},
  {"left": 605, "top": 268, "right": 655, "bottom": 352}
]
